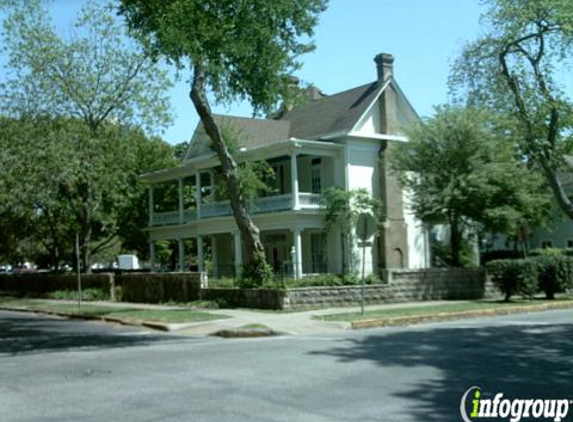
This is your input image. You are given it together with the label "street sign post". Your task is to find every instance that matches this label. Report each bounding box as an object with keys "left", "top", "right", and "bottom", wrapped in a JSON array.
[{"left": 356, "top": 213, "right": 377, "bottom": 315}]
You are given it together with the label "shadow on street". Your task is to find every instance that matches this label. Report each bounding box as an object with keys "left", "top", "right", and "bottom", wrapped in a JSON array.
[
  {"left": 310, "top": 319, "right": 573, "bottom": 421},
  {"left": 0, "top": 311, "right": 176, "bottom": 356}
]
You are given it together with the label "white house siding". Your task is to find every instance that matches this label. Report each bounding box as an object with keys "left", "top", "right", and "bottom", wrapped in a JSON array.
[
  {"left": 344, "top": 137, "right": 382, "bottom": 275},
  {"left": 353, "top": 101, "right": 381, "bottom": 136},
  {"left": 403, "top": 188, "right": 430, "bottom": 268}
]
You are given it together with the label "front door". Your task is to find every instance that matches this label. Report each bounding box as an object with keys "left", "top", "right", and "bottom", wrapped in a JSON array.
[{"left": 264, "top": 234, "right": 287, "bottom": 274}]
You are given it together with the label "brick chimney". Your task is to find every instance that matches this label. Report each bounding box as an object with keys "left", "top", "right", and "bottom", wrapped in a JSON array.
[{"left": 374, "top": 53, "right": 394, "bottom": 82}]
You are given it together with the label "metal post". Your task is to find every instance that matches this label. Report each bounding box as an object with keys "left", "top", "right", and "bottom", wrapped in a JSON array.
[
  {"left": 76, "top": 233, "right": 82, "bottom": 310},
  {"left": 361, "top": 218, "right": 367, "bottom": 316}
]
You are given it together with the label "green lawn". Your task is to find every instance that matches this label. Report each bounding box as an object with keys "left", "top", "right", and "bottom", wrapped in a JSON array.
[
  {"left": 317, "top": 298, "right": 573, "bottom": 323},
  {"left": 0, "top": 298, "right": 228, "bottom": 324}
]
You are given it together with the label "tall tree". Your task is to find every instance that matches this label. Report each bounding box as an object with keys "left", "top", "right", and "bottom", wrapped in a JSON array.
[
  {"left": 1, "top": 0, "right": 172, "bottom": 271},
  {"left": 450, "top": 0, "right": 573, "bottom": 219},
  {"left": 391, "top": 105, "right": 551, "bottom": 267},
  {"left": 118, "top": 0, "right": 328, "bottom": 283},
  {"left": 0, "top": 116, "right": 177, "bottom": 270}
]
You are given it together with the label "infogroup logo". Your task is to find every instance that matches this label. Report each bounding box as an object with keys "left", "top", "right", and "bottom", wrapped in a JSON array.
[{"left": 460, "top": 386, "right": 572, "bottom": 422}]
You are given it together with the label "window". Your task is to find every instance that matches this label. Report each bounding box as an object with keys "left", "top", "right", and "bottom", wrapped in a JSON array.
[
  {"left": 541, "top": 240, "right": 553, "bottom": 249},
  {"left": 310, "top": 166, "right": 321, "bottom": 194},
  {"left": 310, "top": 232, "right": 327, "bottom": 273},
  {"left": 270, "top": 164, "right": 284, "bottom": 195},
  {"left": 567, "top": 240, "right": 573, "bottom": 249}
]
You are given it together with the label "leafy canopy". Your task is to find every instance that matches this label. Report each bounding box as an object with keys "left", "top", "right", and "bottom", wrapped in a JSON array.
[
  {"left": 1, "top": 0, "right": 172, "bottom": 132},
  {"left": 119, "top": 0, "right": 328, "bottom": 115},
  {"left": 450, "top": 0, "right": 573, "bottom": 217},
  {"left": 391, "top": 105, "right": 551, "bottom": 237}
]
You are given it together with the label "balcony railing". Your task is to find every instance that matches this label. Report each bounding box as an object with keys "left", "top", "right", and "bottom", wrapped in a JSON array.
[
  {"left": 151, "top": 193, "right": 321, "bottom": 226},
  {"left": 153, "top": 209, "right": 197, "bottom": 227}
]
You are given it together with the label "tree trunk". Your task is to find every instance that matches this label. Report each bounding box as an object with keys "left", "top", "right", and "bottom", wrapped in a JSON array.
[{"left": 189, "top": 65, "right": 267, "bottom": 280}]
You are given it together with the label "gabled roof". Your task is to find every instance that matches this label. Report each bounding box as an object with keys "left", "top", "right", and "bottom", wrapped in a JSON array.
[
  {"left": 186, "top": 115, "right": 291, "bottom": 159},
  {"left": 185, "top": 77, "right": 401, "bottom": 159},
  {"left": 278, "top": 80, "right": 385, "bottom": 139}
]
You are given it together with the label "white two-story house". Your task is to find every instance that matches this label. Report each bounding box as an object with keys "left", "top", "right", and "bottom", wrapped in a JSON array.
[{"left": 142, "top": 53, "right": 431, "bottom": 278}]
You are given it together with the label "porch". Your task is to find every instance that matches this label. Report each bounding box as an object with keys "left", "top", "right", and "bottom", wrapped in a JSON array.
[
  {"left": 148, "top": 227, "right": 331, "bottom": 281},
  {"left": 145, "top": 139, "right": 344, "bottom": 228}
]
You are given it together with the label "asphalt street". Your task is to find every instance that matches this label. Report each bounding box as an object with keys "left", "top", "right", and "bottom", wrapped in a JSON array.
[{"left": 1, "top": 309, "right": 573, "bottom": 422}]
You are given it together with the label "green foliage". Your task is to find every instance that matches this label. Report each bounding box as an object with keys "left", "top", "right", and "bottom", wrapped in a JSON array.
[
  {"left": 391, "top": 105, "right": 551, "bottom": 266},
  {"left": 487, "top": 259, "right": 539, "bottom": 301},
  {"left": 534, "top": 248, "right": 573, "bottom": 299},
  {"left": 1, "top": 0, "right": 172, "bottom": 130},
  {"left": 284, "top": 273, "right": 382, "bottom": 288},
  {"left": 119, "top": 0, "right": 328, "bottom": 115},
  {"left": 321, "top": 187, "right": 384, "bottom": 273},
  {"left": 0, "top": 1, "right": 174, "bottom": 269},
  {"left": 238, "top": 255, "right": 274, "bottom": 289},
  {"left": 450, "top": 0, "right": 573, "bottom": 218},
  {"left": 47, "top": 288, "right": 110, "bottom": 301}
]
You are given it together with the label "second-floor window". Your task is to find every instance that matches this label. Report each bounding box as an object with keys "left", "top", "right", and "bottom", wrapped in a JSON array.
[{"left": 310, "top": 161, "right": 321, "bottom": 194}]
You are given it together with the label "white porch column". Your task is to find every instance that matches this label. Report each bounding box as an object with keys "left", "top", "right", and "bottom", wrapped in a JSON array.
[
  {"left": 148, "top": 184, "right": 154, "bottom": 227},
  {"left": 178, "top": 238, "right": 185, "bottom": 272},
  {"left": 211, "top": 235, "right": 219, "bottom": 278},
  {"left": 178, "top": 178, "right": 184, "bottom": 224},
  {"left": 290, "top": 152, "right": 299, "bottom": 210},
  {"left": 233, "top": 231, "right": 242, "bottom": 277},
  {"left": 195, "top": 171, "right": 202, "bottom": 219},
  {"left": 293, "top": 227, "right": 302, "bottom": 279},
  {"left": 149, "top": 240, "right": 155, "bottom": 272},
  {"left": 197, "top": 235, "right": 204, "bottom": 273}
]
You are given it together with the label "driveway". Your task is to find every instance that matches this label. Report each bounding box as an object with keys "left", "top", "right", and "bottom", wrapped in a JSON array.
[{"left": 1, "top": 309, "right": 572, "bottom": 421}]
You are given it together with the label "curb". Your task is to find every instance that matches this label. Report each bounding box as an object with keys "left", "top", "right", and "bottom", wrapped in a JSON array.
[
  {"left": 350, "top": 301, "right": 573, "bottom": 329},
  {"left": 212, "top": 328, "right": 278, "bottom": 338},
  {"left": 0, "top": 306, "right": 172, "bottom": 332}
]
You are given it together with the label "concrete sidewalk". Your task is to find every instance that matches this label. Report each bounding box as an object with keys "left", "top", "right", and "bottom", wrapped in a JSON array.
[
  {"left": 171, "top": 300, "right": 468, "bottom": 336},
  {"left": 18, "top": 298, "right": 467, "bottom": 336}
]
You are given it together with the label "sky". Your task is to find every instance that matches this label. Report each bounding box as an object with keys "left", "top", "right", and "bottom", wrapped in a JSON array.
[{"left": 1, "top": 0, "right": 486, "bottom": 145}]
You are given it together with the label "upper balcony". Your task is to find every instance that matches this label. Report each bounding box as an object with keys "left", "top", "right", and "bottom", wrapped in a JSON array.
[
  {"left": 151, "top": 192, "right": 321, "bottom": 227},
  {"left": 144, "top": 140, "right": 344, "bottom": 229}
]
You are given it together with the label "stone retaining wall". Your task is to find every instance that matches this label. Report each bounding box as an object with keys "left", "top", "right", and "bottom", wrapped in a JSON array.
[
  {"left": 201, "top": 288, "right": 285, "bottom": 310},
  {"left": 283, "top": 268, "right": 496, "bottom": 310}
]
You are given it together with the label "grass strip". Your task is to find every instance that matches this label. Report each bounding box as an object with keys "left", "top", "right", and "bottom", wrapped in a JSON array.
[
  {"left": 317, "top": 298, "right": 573, "bottom": 323},
  {"left": 0, "top": 298, "right": 227, "bottom": 324}
]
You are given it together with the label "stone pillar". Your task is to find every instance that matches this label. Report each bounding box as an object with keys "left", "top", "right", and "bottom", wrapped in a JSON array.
[
  {"left": 293, "top": 227, "right": 302, "bottom": 279},
  {"left": 178, "top": 178, "right": 184, "bottom": 224},
  {"left": 148, "top": 184, "right": 154, "bottom": 227},
  {"left": 178, "top": 238, "right": 185, "bottom": 272},
  {"left": 197, "top": 235, "right": 204, "bottom": 273},
  {"left": 195, "top": 171, "right": 202, "bottom": 219},
  {"left": 149, "top": 240, "right": 155, "bottom": 272},
  {"left": 290, "top": 152, "right": 299, "bottom": 210},
  {"left": 233, "top": 231, "right": 242, "bottom": 276}
]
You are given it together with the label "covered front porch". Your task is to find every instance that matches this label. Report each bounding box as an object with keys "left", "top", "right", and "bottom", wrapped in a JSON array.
[{"left": 148, "top": 225, "right": 334, "bottom": 281}]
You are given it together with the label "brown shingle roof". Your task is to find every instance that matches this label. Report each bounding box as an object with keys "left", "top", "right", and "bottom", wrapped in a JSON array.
[
  {"left": 278, "top": 81, "right": 383, "bottom": 139},
  {"left": 186, "top": 80, "right": 386, "bottom": 158}
]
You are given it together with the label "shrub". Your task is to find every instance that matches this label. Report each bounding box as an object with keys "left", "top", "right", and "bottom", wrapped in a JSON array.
[
  {"left": 487, "top": 259, "right": 538, "bottom": 301},
  {"left": 238, "top": 261, "right": 274, "bottom": 288},
  {"left": 534, "top": 249, "right": 573, "bottom": 299},
  {"left": 47, "top": 288, "right": 110, "bottom": 301},
  {"left": 283, "top": 273, "right": 383, "bottom": 288}
]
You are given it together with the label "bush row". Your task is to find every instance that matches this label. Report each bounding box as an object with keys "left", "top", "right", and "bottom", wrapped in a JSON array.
[{"left": 487, "top": 249, "right": 573, "bottom": 301}]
